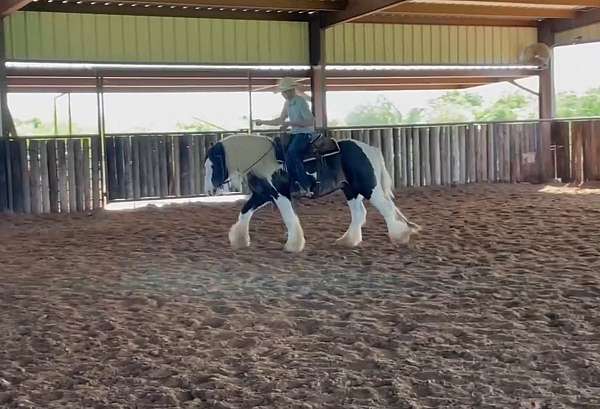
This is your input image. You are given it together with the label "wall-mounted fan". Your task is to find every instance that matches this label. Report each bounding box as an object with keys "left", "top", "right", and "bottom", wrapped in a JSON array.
[{"left": 519, "top": 42, "right": 552, "bottom": 68}]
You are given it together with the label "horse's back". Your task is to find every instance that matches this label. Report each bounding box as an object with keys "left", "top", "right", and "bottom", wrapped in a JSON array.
[{"left": 221, "top": 133, "right": 280, "bottom": 179}]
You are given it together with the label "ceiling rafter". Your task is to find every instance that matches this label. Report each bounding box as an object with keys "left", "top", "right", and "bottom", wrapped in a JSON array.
[
  {"left": 1, "top": 0, "right": 34, "bottom": 16},
  {"left": 25, "top": 1, "right": 312, "bottom": 21},
  {"left": 461, "top": 0, "right": 600, "bottom": 7},
  {"left": 386, "top": 2, "right": 578, "bottom": 19},
  {"left": 552, "top": 6, "right": 600, "bottom": 31},
  {"left": 357, "top": 14, "right": 537, "bottom": 26},
  {"left": 323, "top": 0, "right": 410, "bottom": 27},
  {"left": 113, "top": 0, "right": 347, "bottom": 11}
]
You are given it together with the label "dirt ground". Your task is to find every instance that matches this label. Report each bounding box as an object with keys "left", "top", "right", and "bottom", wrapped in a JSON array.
[{"left": 1, "top": 183, "right": 600, "bottom": 409}]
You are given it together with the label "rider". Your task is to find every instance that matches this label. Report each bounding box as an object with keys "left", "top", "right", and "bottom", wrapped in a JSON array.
[{"left": 255, "top": 77, "right": 316, "bottom": 197}]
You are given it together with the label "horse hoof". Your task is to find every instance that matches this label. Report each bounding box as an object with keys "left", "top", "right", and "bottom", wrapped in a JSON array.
[
  {"left": 229, "top": 226, "right": 250, "bottom": 249},
  {"left": 284, "top": 238, "right": 305, "bottom": 253},
  {"left": 231, "top": 239, "right": 250, "bottom": 250},
  {"left": 390, "top": 228, "right": 420, "bottom": 246},
  {"left": 335, "top": 236, "right": 361, "bottom": 248},
  {"left": 390, "top": 235, "right": 411, "bottom": 245}
]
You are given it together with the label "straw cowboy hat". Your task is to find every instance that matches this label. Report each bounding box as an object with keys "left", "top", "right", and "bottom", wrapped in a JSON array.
[{"left": 277, "top": 77, "right": 297, "bottom": 92}]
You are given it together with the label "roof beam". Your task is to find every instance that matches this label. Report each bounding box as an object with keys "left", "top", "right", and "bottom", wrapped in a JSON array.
[
  {"left": 323, "top": 0, "right": 410, "bottom": 27},
  {"left": 326, "top": 68, "right": 540, "bottom": 78},
  {"left": 6, "top": 66, "right": 312, "bottom": 79},
  {"left": 24, "top": 1, "right": 310, "bottom": 21},
  {"left": 327, "top": 84, "right": 474, "bottom": 91},
  {"left": 329, "top": 82, "right": 487, "bottom": 87},
  {"left": 115, "top": 0, "right": 347, "bottom": 11},
  {"left": 469, "top": 0, "right": 600, "bottom": 6},
  {"left": 1, "top": 0, "right": 33, "bottom": 16},
  {"left": 552, "top": 7, "right": 600, "bottom": 32},
  {"left": 387, "top": 3, "right": 577, "bottom": 19},
  {"left": 357, "top": 14, "right": 537, "bottom": 27},
  {"left": 327, "top": 76, "right": 515, "bottom": 85}
]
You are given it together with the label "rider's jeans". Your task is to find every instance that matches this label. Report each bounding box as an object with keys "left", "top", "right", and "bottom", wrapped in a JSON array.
[{"left": 286, "top": 133, "right": 314, "bottom": 190}]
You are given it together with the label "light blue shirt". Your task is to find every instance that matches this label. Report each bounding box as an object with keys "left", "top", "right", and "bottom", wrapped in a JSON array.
[{"left": 287, "top": 95, "right": 315, "bottom": 135}]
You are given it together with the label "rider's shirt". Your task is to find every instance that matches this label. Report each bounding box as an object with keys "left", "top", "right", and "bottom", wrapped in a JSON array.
[{"left": 288, "top": 95, "right": 315, "bottom": 135}]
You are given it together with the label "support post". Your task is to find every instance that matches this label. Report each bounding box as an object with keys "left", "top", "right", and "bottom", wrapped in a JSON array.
[
  {"left": 96, "top": 75, "right": 108, "bottom": 206},
  {"left": 0, "top": 17, "right": 7, "bottom": 138},
  {"left": 309, "top": 18, "right": 327, "bottom": 131},
  {"left": 0, "top": 17, "right": 13, "bottom": 211},
  {"left": 537, "top": 22, "right": 555, "bottom": 183},
  {"left": 247, "top": 70, "right": 253, "bottom": 134}
]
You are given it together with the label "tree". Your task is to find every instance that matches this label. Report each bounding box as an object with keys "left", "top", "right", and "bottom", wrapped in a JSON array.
[
  {"left": 556, "top": 88, "right": 600, "bottom": 118},
  {"left": 14, "top": 117, "right": 85, "bottom": 136},
  {"left": 327, "top": 118, "right": 343, "bottom": 127},
  {"left": 426, "top": 91, "right": 483, "bottom": 123},
  {"left": 176, "top": 117, "right": 223, "bottom": 132},
  {"left": 475, "top": 93, "right": 536, "bottom": 121},
  {"left": 404, "top": 108, "right": 426, "bottom": 124},
  {"left": 345, "top": 96, "right": 403, "bottom": 126}
]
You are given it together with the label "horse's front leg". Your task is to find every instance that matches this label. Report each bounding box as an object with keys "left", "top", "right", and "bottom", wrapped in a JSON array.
[
  {"left": 229, "top": 193, "right": 268, "bottom": 250},
  {"left": 337, "top": 194, "right": 366, "bottom": 248},
  {"left": 274, "top": 195, "right": 305, "bottom": 253}
]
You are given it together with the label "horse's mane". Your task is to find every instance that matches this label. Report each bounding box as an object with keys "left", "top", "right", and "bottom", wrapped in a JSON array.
[
  {"left": 220, "top": 132, "right": 274, "bottom": 143},
  {"left": 219, "top": 132, "right": 280, "bottom": 181}
]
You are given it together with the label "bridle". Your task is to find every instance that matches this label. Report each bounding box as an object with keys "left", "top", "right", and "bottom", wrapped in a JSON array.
[{"left": 208, "top": 144, "right": 274, "bottom": 190}]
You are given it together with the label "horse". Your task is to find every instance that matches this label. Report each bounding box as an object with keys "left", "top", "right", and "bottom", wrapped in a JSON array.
[{"left": 204, "top": 133, "right": 421, "bottom": 253}]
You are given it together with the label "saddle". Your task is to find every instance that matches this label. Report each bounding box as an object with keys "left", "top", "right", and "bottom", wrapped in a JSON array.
[
  {"left": 272, "top": 133, "right": 339, "bottom": 163},
  {"left": 271, "top": 133, "right": 346, "bottom": 199}
]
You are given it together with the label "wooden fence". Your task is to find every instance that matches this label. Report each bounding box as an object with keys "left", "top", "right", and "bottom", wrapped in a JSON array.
[
  {"left": 0, "top": 136, "right": 102, "bottom": 214},
  {"left": 552, "top": 119, "right": 600, "bottom": 183},
  {"left": 105, "top": 133, "right": 224, "bottom": 201},
  {"left": 3, "top": 118, "right": 599, "bottom": 215},
  {"left": 328, "top": 122, "right": 543, "bottom": 189}
]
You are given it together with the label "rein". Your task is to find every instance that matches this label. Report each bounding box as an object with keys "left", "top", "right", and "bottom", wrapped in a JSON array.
[{"left": 213, "top": 144, "right": 274, "bottom": 190}]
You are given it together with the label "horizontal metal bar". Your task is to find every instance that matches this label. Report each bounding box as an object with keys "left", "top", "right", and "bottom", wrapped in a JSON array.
[{"left": 11, "top": 118, "right": 600, "bottom": 139}]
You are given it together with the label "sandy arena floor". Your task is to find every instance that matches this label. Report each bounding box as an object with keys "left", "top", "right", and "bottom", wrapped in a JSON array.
[{"left": 1, "top": 183, "right": 600, "bottom": 409}]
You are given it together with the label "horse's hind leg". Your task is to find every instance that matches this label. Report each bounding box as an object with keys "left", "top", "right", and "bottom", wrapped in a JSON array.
[
  {"left": 229, "top": 193, "right": 269, "bottom": 250},
  {"left": 369, "top": 186, "right": 419, "bottom": 245},
  {"left": 336, "top": 187, "right": 366, "bottom": 248},
  {"left": 274, "top": 195, "right": 305, "bottom": 253}
]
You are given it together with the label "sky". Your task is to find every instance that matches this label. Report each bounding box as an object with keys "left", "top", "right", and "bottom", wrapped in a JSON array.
[{"left": 7, "top": 41, "right": 600, "bottom": 135}]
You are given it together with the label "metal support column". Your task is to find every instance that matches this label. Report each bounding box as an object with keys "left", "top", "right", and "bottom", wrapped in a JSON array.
[
  {"left": 538, "top": 22, "right": 556, "bottom": 183},
  {"left": 309, "top": 18, "right": 327, "bottom": 131},
  {"left": 96, "top": 74, "right": 108, "bottom": 206}
]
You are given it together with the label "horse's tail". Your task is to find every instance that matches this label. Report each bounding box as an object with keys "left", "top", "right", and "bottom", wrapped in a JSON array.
[
  {"left": 374, "top": 145, "right": 422, "bottom": 233},
  {"left": 379, "top": 152, "right": 395, "bottom": 200}
]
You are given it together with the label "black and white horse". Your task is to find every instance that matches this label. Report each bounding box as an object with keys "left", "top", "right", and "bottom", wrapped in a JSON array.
[{"left": 204, "top": 133, "right": 420, "bottom": 252}]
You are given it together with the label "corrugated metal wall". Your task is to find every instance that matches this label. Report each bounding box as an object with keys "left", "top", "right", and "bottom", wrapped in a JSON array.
[
  {"left": 326, "top": 23, "right": 537, "bottom": 65},
  {"left": 555, "top": 22, "right": 600, "bottom": 46},
  {"left": 4, "top": 11, "right": 309, "bottom": 64},
  {"left": 5, "top": 12, "right": 541, "bottom": 66}
]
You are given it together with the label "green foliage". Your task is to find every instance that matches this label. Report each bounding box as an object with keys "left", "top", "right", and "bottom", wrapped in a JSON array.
[
  {"left": 475, "top": 93, "right": 536, "bottom": 121},
  {"left": 341, "top": 90, "right": 542, "bottom": 126},
  {"left": 14, "top": 117, "right": 84, "bottom": 136},
  {"left": 175, "top": 117, "right": 221, "bottom": 132},
  {"left": 426, "top": 91, "right": 484, "bottom": 123},
  {"left": 404, "top": 108, "right": 426, "bottom": 124},
  {"left": 345, "top": 96, "right": 403, "bottom": 126},
  {"left": 556, "top": 87, "right": 600, "bottom": 118}
]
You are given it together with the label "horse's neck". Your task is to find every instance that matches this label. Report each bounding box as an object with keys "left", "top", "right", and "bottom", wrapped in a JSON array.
[{"left": 222, "top": 134, "right": 274, "bottom": 174}]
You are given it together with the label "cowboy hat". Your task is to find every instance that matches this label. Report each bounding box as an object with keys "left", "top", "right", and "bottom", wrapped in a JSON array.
[{"left": 277, "top": 77, "right": 297, "bottom": 92}]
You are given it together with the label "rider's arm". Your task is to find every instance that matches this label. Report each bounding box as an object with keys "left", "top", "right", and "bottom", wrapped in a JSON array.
[
  {"left": 282, "top": 98, "right": 314, "bottom": 128},
  {"left": 257, "top": 101, "right": 289, "bottom": 126}
]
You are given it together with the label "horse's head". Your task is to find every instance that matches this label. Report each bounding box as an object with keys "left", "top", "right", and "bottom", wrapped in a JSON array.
[{"left": 204, "top": 141, "right": 230, "bottom": 196}]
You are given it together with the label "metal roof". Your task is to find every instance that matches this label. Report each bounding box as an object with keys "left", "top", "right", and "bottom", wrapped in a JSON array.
[{"left": 16, "top": 0, "right": 600, "bottom": 27}]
